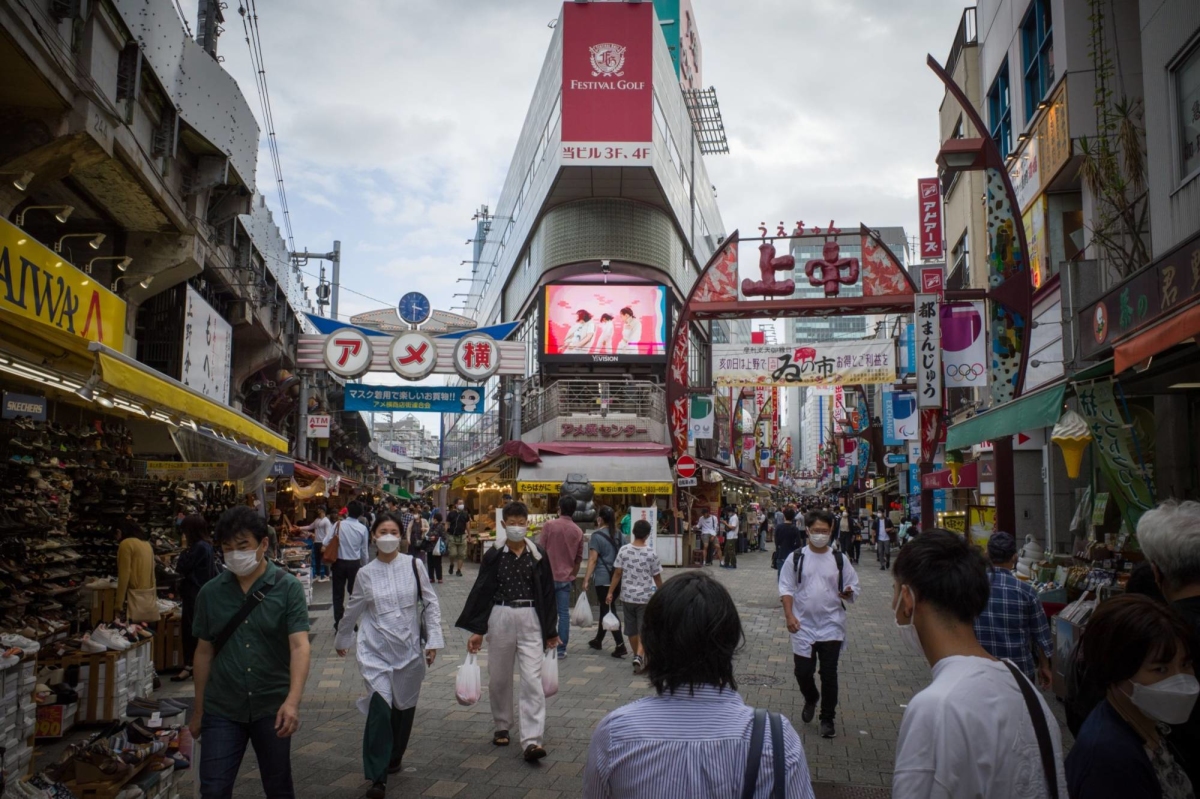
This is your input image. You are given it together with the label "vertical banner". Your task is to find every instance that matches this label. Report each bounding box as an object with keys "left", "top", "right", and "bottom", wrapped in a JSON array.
[
  {"left": 915, "top": 294, "right": 943, "bottom": 408},
  {"left": 918, "top": 177, "right": 944, "bottom": 260},
  {"left": 631, "top": 505, "right": 658, "bottom": 550},
  {"left": 899, "top": 322, "right": 916, "bottom": 376},
  {"left": 833, "top": 386, "right": 847, "bottom": 423},
  {"left": 688, "top": 395, "right": 714, "bottom": 440},
  {"left": 1075, "top": 381, "right": 1156, "bottom": 532},
  {"left": 883, "top": 390, "right": 918, "bottom": 445},
  {"left": 561, "top": 2, "right": 653, "bottom": 166},
  {"left": 941, "top": 302, "right": 988, "bottom": 388}
]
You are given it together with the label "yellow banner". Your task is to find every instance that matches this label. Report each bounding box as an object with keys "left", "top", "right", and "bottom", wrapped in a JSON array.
[
  {"left": 0, "top": 218, "right": 126, "bottom": 351},
  {"left": 516, "top": 480, "right": 675, "bottom": 495},
  {"left": 135, "top": 461, "right": 229, "bottom": 481}
]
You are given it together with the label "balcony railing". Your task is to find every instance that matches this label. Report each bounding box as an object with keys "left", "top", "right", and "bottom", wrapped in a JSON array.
[
  {"left": 522, "top": 379, "right": 666, "bottom": 432},
  {"left": 946, "top": 7, "right": 978, "bottom": 78}
]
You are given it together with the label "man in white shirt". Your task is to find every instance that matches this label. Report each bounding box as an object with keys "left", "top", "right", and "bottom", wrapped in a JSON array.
[
  {"left": 330, "top": 500, "right": 371, "bottom": 631},
  {"left": 695, "top": 508, "right": 718, "bottom": 567},
  {"left": 721, "top": 508, "right": 740, "bottom": 569},
  {"left": 295, "top": 506, "right": 332, "bottom": 582},
  {"left": 891, "top": 530, "right": 1067, "bottom": 799},
  {"left": 778, "top": 509, "right": 859, "bottom": 739},
  {"left": 875, "top": 511, "right": 892, "bottom": 570}
]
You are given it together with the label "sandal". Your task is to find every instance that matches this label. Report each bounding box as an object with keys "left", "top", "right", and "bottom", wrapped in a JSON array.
[
  {"left": 492, "top": 730, "right": 510, "bottom": 746},
  {"left": 170, "top": 669, "right": 191, "bottom": 682}
]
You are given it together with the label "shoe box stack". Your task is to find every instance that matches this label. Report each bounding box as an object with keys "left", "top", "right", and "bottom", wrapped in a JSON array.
[
  {"left": 0, "top": 655, "right": 38, "bottom": 776},
  {"left": 280, "top": 545, "right": 314, "bottom": 605}
]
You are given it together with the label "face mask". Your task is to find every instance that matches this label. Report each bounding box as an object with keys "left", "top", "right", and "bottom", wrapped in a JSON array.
[
  {"left": 456, "top": 505, "right": 464, "bottom": 511},
  {"left": 505, "top": 525, "right": 528, "bottom": 542},
  {"left": 224, "top": 546, "right": 262, "bottom": 577},
  {"left": 893, "top": 586, "right": 924, "bottom": 657},
  {"left": 808, "top": 534, "right": 831, "bottom": 549},
  {"left": 1125, "top": 674, "right": 1200, "bottom": 725},
  {"left": 375, "top": 534, "right": 401, "bottom": 554}
]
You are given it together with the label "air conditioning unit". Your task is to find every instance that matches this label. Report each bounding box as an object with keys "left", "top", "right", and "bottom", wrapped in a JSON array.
[{"left": 229, "top": 301, "right": 255, "bottom": 327}]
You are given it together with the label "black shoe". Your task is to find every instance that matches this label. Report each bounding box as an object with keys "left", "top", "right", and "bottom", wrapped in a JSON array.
[
  {"left": 820, "top": 720, "right": 836, "bottom": 738},
  {"left": 588, "top": 639, "right": 603, "bottom": 650},
  {"left": 801, "top": 702, "right": 817, "bottom": 724},
  {"left": 523, "top": 744, "right": 547, "bottom": 762},
  {"left": 366, "top": 780, "right": 386, "bottom": 799},
  {"left": 387, "top": 756, "right": 402, "bottom": 774},
  {"left": 611, "top": 644, "right": 628, "bottom": 658}
]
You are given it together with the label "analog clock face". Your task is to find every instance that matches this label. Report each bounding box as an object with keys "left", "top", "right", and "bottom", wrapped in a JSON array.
[{"left": 398, "top": 292, "right": 431, "bottom": 325}]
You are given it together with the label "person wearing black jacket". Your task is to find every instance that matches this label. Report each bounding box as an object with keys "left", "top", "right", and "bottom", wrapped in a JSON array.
[
  {"left": 773, "top": 508, "right": 803, "bottom": 571},
  {"left": 457, "top": 501, "right": 560, "bottom": 763},
  {"left": 173, "top": 514, "right": 218, "bottom": 681}
]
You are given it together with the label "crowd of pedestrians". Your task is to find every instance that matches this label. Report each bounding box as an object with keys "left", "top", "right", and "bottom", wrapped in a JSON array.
[{"left": 180, "top": 495, "right": 1199, "bottom": 799}]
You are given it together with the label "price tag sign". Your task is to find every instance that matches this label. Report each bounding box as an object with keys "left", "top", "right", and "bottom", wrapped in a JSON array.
[{"left": 148, "top": 711, "right": 163, "bottom": 728}]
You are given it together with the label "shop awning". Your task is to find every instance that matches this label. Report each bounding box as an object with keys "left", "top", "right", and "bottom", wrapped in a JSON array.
[
  {"left": 516, "top": 454, "right": 673, "bottom": 495},
  {"left": 698, "top": 459, "right": 760, "bottom": 486},
  {"left": 858, "top": 478, "right": 898, "bottom": 497},
  {"left": 945, "top": 383, "right": 1066, "bottom": 451},
  {"left": 90, "top": 344, "right": 287, "bottom": 453},
  {"left": 1114, "top": 304, "right": 1200, "bottom": 374},
  {"left": 383, "top": 484, "right": 414, "bottom": 500}
]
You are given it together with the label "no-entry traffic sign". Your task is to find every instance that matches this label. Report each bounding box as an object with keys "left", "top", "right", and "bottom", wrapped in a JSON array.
[{"left": 676, "top": 455, "right": 698, "bottom": 479}]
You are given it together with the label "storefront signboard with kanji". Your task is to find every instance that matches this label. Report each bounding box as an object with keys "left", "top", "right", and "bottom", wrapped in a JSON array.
[
  {"left": 345, "top": 384, "right": 485, "bottom": 414},
  {"left": 712, "top": 340, "right": 895, "bottom": 388}
]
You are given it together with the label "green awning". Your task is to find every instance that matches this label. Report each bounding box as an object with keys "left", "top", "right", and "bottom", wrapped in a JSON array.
[
  {"left": 945, "top": 383, "right": 1066, "bottom": 450},
  {"left": 383, "top": 484, "right": 414, "bottom": 500},
  {"left": 1069, "top": 359, "right": 1115, "bottom": 384}
]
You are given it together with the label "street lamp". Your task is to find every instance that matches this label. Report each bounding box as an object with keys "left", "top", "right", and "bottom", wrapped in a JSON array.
[
  {"left": 111, "top": 274, "right": 154, "bottom": 292},
  {"left": 55, "top": 232, "right": 105, "bottom": 253},
  {"left": 15, "top": 205, "right": 73, "bottom": 226},
  {"left": 88, "top": 256, "right": 132, "bottom": 273}
]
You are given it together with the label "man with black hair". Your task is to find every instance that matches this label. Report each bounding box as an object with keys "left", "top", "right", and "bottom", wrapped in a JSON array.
[
  {"left": 778, "top": 509, "right": 859, "bottom": 739},
  {"left": 190, "top": 506, "right": 311, "bottom": 799},
  {"left": 538, "top": 495, "right": 584, "bottom": 659},
  {"left": 891, "top": 530, "right": 1067, "bottom": 798},
  {"left": 331, "top": 500, "right": 371, "bottom": 631},
  {"left": 607, "top": 520, "right": 663, "bottom": 674},
  {"left": 583, "top": 571, "right": 814, "bottom": 798},
  {"left": 773, "top": 508, "right": 803, "bottom": 571},
  {"left": 457, "top": 502, "right": 560, "bottom": 762},
  {"left": 446, "top": 497, "right": 472, "bottom": 577},
  {"left": 974, "top": 532, "right": 1053, "bottom": 686}
]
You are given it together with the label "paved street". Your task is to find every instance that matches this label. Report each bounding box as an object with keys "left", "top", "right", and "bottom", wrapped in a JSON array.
[{"left": 161, "top": 548, "right": 1064, "bottom": 797}]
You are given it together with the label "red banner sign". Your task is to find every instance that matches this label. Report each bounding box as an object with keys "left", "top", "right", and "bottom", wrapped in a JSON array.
[
  {"left": 921, "top": 461, "right": 979, "bottom": 490},
  {"left": 918, "top": 178, "right": 944, "bottom": 260},
  {"left": 561, "top": 2, "right": 653, "bottom": 166}
]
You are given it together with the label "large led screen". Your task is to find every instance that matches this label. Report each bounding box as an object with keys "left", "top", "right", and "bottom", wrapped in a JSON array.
[{"left": 542, "top": 284, "right": 668, "bottom": 363}]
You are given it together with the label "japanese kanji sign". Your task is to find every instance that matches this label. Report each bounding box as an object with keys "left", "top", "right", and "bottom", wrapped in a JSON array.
[
  {"left": 712, "top": 340, "right": 896, "bottom": 387},
  {"left": 915, "top": 294, "right": 943, "bottom": 408},
  {"left": 344, "top": 384, "right": 485, "bottom": 414},
  {"left": 917, "top": 178, "right": 944, "bottom": 260},
  {"left": 453, "top": 333, "right": 502, "bottom": 381},
  {"left": 388, "top": 331, "right": 438, "bottom": 380},
  {"left": 1075, "top": 380, "right": 1155, "bottom": 531},
  {"left": 322, "top": 329, "right": 373, "bottom": 379},
  {"left": 555, "top": 420, "right": 652, "bottom": 441}
]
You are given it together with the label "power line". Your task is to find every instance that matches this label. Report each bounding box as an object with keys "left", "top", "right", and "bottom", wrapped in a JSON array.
[
  {"left": 239, "top": 1, "right": 295, "bottom": 252},
  {"left": 172, "top": 0, "right": 193, "bottom": 37}
]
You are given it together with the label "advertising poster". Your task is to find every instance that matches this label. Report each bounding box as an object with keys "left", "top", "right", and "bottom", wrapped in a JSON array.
[
  {"left": 344, "top": 384, "right": 484, "bottom": 414},
  {"left": 542, "top": 284, "right": 667, "bottom": 362},
  {"left": 968, "top": 505, "right": 997, "bottom": 550},
  {"left": 918, "top": 177, "right": 945, "bottom": 260},
  {"left": 713, "top": 340, "right": 896, "bottom": 387},
  {"left": 940, "top": 302, "right": 987, "bottom": 388},
  {"left": 688, "top": 395, "right": 714, "bottom": 440},
  {"left": 883, "top": 391, "right": 918, "bottom": 445},
  {"left": 182, "top": 285, "right": 232, "bottom": 404},
  {"left": 561, "top": 1, "right": 653, "bottom": 166},
  {"left": 1076, "top": 381, "right": 1156, "bottom": 531}
]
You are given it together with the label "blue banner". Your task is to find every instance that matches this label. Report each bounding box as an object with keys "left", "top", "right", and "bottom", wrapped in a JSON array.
[
  {"left": 2, "top": 391, "right": 47, "bottom": 421},
  {"left": 934, "top": 490, "right": 948, "bottom": 513},
  {"left": 909, "top": 463, "right": 920, "bottom": 496},
  {"left": 270, "top": 460, "right": 295, "bottom": 477},
  {"left": 883, "top": 391, "right": 917, "bottom": 446},
  {"left": 899, "top": 322, "right": 916, "bottom": 376},
  {"left": 885, "top": 453, "right": 907, "bottom": 465},
  {"left": 344, "top": 384, "right": 485, "bottom": 414}
]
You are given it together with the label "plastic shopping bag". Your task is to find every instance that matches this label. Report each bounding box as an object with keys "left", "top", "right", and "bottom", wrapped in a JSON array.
[
  {"left": 455, "top": 653, "right": 482, "bottom": 706},
  {"left": 542, "top": 648, "right": 559, "bottom": 698},
  {"left": 602, "top": 611, "right": 620, "bottom": 632},
  {"left": 570, "top": 592, "right": 594, "bottom": 627}
]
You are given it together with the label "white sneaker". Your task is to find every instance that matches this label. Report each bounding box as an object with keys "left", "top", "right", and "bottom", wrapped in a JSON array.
[
  {"left": 80, "top": 634, "right": 107, "bottom": 653},
  {"left": 92, "top": 627, "right": 129, "bottom": 651},
  {"left": 0, "top": 633, "right": 39, "bottom": 654}
]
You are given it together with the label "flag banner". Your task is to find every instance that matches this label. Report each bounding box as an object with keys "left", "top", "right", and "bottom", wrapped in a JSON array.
[{"left": 713, "top": 340, "right": 895, "bottom": 388}]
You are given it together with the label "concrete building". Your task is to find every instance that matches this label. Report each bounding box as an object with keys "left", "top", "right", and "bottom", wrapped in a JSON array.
[{"left": 442, "top": 0, "right": 743, "bottom": 496}]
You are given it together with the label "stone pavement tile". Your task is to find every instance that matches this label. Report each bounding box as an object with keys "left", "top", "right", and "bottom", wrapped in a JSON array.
[
  {"left": 295, "top": 740, "right": 337, "bottom": 755},
  {"left": 522, "top": 791, "right": 562, "bottom": 799},
  {"left": 424, "top": 781, "right": 468, "bottom": 797},
  {"left": 460, "top": 754, "right": 498, "bottom": 769}
]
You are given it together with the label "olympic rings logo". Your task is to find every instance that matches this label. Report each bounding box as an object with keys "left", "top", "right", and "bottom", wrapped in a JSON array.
[{"left": 946, "top": 363, "right": 985, "bottom": 381}]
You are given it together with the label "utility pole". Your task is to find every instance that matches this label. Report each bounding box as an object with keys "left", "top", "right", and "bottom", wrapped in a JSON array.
[
  {"left": 290, "top": 242, "right": 341, "bottom": 319},
  {"left": 296, "top": 372, "right": 309, "bottom": 461}
]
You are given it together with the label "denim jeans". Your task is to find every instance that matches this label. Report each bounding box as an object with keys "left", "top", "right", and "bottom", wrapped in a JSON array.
[
  {"left": 554, "top": 581, "right": 572, "bottom": 654},
  {"left": 198, "top": 712, "right": 294, "bottom": 799}
]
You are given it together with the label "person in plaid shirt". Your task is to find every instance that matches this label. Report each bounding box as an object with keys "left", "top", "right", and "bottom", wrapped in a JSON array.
[{"left": 973, "top": 531, "right": 1053, "bottom": 686}]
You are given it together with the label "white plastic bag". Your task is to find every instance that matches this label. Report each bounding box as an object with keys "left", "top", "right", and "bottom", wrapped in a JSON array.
[
  {"left": 570, "top": 592, "right": 594, "bottom": 627},
  {"left": 541, "top": 648, "right": 559, "bottom": 698},
  {"left": 602, "top": 611, "right": 620, "bottom": 632},
  {"left": 455, "top": 653, "right": 481, "bottom": 706}
]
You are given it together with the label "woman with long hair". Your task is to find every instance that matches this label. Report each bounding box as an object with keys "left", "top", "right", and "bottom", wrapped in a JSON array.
[
  {"left": 336, "top": 513, "right": 443, "bottom": 799},
  {"left": 581, "top": 505, "right": 628, "bottom": 658},
  {"left": 172, "top": 514, "right": 218, "bottom": 681},
  {"left": 425, "top": 512, "right": 446, "bottom": 584}
]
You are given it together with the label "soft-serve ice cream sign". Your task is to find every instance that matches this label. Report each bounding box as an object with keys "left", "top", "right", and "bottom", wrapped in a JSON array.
[{"left": 560, "top": 1, "right": 653, "bottom": 165}]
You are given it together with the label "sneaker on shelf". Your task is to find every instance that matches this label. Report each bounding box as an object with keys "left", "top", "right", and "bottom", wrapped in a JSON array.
[
  {"left": 80, "top": 634, "right": 106, "bottom": 654},
  {"left": 91, "top": 626, "right": 130, "bottom": 651},
  {"left": 0, "top": 632, "right": 40, "bottom": 654}
]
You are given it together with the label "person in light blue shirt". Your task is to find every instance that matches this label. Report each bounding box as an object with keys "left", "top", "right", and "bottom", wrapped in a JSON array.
[{"left": 583, "top": 571, "right": 814, "bottom": 798}]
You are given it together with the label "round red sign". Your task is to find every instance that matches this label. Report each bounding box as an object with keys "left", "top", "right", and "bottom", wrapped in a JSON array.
[{"left": 676, "top": 455, "right": 698, "bottom": 479}]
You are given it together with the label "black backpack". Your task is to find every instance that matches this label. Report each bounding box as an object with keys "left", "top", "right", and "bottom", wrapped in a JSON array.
[{"left": 792, "top": 548, "right": 846, "bottom": 607}]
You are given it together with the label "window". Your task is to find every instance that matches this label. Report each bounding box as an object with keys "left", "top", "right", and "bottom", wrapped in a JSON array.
[
  {"left": 988, "top": 60, "right": 1012, "bottom": 158},
  {"left": 949, "top": 232, "right": 969, "bottom": 288},
  {"left": 1176, "top": 42, "right": 1200, "bottom": 179},
  {"left": 1021, "top": 0, "right": 1054, "bottom": 121}
]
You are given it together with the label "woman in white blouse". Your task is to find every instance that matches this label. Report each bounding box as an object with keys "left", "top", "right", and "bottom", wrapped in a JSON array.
[{"left": 336, "top": 513, "right": 444, "bottom": 799}]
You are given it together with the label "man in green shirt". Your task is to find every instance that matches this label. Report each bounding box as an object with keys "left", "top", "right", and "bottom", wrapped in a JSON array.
[{"left": 189, "top": 505, "right": 311, "bottom": 799}]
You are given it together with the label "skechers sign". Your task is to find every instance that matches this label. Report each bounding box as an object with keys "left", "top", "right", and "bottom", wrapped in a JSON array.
[
  {"left": 2, "top": 391, "right": 47, "bottom": 421},
  {"left": 0, "top": 218, "right": 126, "bottom": 351}
]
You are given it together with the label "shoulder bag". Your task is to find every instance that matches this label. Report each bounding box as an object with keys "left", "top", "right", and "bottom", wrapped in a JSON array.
[
  {"left": 410, "top": 556, "right": 427, "bottom": 647},
  {"left": 741, "top": 707, "right": 786, "bottom": 799},
  {"left": 322, "top": 521, "right": 342, "bottom": 564},
  {"left": 1002, "top": 660, "right": 1060, "bottom": 799},
  {"left": 212, "top": 580, "right": 279, "bottom": 657}
]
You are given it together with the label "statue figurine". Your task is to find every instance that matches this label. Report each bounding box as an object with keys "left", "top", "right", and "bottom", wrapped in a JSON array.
[
  {"left": 805, "top": 240, "right": 860, "bottom": 297},
  {"left": 741, "top": 241, "right": 796, "bottom": 297}
]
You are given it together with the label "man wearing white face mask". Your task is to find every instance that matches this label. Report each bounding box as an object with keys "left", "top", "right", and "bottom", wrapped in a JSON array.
[
  {"left": 891, "top": 530, "right": 1067, "bottom": 799},
  {"left": 778, "top": 509, "right": 859, "bottom": 739},
  {"left": 190, "top": 506, "right": 312, "bottom": 799},
  {"left": 457, "top": 501, "right": 560, "bottom": 763}
]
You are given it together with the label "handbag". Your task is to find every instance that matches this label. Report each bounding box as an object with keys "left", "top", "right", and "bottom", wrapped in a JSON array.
[
  {"left": 126, "top": 587, "right": 161, "bottom": 622},
  {"left": 410, "top": 556, "right": 427, "bottom": 647},
  {"left": 322, "top": 521, "right": 342, "bottom": 564}
]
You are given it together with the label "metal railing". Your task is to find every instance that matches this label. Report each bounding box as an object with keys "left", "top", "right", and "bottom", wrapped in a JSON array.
[
  {"left": 946, "top": 7, "right": 978, "bottom": 78},
  {"left": 522, "top": 379, "right": 666, "bottom": 432}
]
